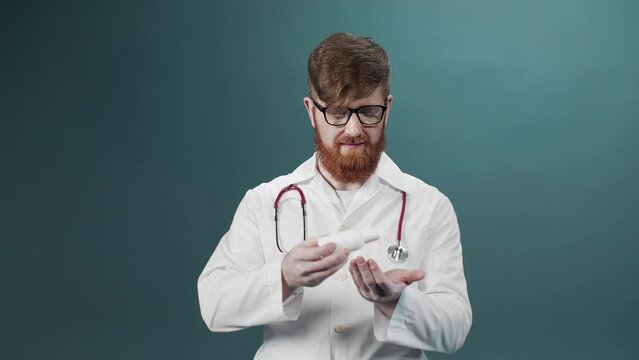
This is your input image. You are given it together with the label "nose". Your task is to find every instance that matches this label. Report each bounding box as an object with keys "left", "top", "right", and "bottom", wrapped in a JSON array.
[{"left": 343, "top": 112, "right": 363, "bottom": 137}]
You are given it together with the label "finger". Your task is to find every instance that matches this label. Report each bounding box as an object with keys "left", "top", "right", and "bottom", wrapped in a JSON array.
[
  {"left": 367, "top": 259, "right": 393, "bottom": 293},
  {"left": 348, "top": 261, "right": 369, "bottom": 296},
  {"left": 387, "top": 268, "right": 426, "bottom": 284},
  {"left": 368, "top": 259, "right": 384, "bottom": 278},
  {"left": 355, "top": 257, "right": 378, "bottom": 293},
  {"left": 404, "top": 269, "right": 425, "bottom": 284},
  {"left": 348, "top": 261, "right": 364, "bottom": 287},
  {"left": 294, "top": 241, "right": 337, "bottom": 261},
  {"left": 306, "top": 259, "right": 345, "bottom": 284},
  {"left": 303, "top": 249, "right": 350, "bottom": 285},
  {"left": 304, "top": 239, "right": 319, "bottom": 247},
  {"left": 305, "top": 248, "right": 349, "bottom": 274}
]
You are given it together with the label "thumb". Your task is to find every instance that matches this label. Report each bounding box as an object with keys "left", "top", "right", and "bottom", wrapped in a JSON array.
[
  {"left": 304, "top": 238, "right": 319, "bottom": 247},
  {"left": 404, "top": 270, "right": 425, "bottom": 284}
]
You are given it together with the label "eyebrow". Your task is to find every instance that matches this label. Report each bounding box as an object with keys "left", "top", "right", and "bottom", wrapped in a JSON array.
[
  {"left": 336, "top": 102, "right": 387, "bottom": 109},
  {"left": 346, "top": 99, "right": 388, "bottom": 108}
]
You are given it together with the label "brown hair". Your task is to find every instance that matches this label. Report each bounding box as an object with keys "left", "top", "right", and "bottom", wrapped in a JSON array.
[{"left": 307, "top": 33, "right": 390, "bottom": 108}]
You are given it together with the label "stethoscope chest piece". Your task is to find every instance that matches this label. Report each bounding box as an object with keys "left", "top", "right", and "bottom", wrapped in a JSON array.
[{"left": 387, "top": 244, "right": 408, "bottom": 263}]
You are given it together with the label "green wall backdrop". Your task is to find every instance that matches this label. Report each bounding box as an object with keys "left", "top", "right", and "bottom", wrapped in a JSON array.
[{"left": 2, "top": 1, "right": 638, "bottom": 359}]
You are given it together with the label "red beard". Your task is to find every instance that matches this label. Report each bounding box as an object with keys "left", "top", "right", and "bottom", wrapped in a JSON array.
[{"left": 314, "top": 126, "right": 386, "bottom": 184}]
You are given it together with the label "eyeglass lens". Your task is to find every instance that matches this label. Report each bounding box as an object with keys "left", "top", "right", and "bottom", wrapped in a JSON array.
[{"left": 326, "top": 106, "right": 384, "bottom": 125}]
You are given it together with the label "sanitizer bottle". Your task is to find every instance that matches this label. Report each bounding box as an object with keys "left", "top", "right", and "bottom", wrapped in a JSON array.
[{"left": 316, "top": 229, "right": 380, "bottom": 251}]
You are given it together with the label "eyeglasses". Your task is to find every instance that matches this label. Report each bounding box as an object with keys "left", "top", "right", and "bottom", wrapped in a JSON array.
[{"left": 312, "top": 100, "right": 387, "bottom": 127}]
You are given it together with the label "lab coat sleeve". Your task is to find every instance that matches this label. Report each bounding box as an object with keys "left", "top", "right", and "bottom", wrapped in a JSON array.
[
  {"left": 373, "top": 196, "right": 472, "bottom": 353},
  {"left": 197, "top": 188, "right": 304, "bottom": 332}
]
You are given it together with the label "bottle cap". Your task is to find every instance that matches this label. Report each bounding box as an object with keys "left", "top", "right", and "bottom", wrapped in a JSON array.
[{"left": 361, "top": 229, "right": 380, "bottom": 244}]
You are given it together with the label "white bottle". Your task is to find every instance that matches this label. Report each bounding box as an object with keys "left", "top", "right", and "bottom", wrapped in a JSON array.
[{"left": 316, "top": 229, "right": 380, "bottom": 251}]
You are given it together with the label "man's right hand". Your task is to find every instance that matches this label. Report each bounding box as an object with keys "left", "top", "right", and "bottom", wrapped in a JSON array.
[{"left": 281, "top": 239, "right": 350, "bottom": 300}]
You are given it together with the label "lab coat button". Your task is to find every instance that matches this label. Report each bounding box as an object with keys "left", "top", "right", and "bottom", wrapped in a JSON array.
[
  {"left": 334, "top": 324, "right": 347, "bottom": 333},
  {"left": 337, "top": 271, "right": 349, "bottom": 281}
]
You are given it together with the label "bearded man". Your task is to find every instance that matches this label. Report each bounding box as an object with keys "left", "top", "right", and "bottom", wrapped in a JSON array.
[{"left": 198, "top": 32, "right": 472, "bottom": 360}]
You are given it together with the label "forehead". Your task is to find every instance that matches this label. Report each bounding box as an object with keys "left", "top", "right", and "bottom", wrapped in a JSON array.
[{"left": 349, "top": 87, "right": 386, "bottom": 107}]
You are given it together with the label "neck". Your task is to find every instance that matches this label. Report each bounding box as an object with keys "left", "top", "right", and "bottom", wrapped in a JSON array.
[{"left": 316, "top": 160, "right": 365, "bottom": 191}]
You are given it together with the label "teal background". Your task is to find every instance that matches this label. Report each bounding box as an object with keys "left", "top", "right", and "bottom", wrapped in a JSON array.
[{"left": 2, "top": 0, "right": 638, "bottom": 359}]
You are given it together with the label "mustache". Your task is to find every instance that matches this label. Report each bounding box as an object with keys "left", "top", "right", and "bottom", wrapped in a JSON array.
[{"left": 337, "top": 135, "right": 368, "bottom": 145}]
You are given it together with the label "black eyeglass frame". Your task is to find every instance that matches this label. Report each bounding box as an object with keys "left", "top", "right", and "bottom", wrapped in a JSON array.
[{"left": 312, "top": 99, "right": 387, "bottom": 127}]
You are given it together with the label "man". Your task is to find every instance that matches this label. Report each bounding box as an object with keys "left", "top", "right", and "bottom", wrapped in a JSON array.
[{"left": 198, "top": 32, "right": 472, "bottom": 359}]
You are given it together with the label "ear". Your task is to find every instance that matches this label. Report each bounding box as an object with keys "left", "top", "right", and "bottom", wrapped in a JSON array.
[
  {"left": 384, "top": 94, "right": 393, "bottom": 125},
  {"left": 303, "top": 97, "right": 317, "bottom": 129}
]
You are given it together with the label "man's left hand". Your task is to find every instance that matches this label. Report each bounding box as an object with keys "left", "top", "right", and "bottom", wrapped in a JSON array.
[{"left": 349, "top": 256, "right": 424, "bottom": 318}]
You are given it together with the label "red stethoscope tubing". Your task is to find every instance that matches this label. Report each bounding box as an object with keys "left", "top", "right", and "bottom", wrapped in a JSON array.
[
  {"left": 397, "top": 190, "right": 406, "bottom": 244},
  {"left": 274, "top": 184, "right": 406, "bottom": 253},
  {"left": 274, "top": 184, "right": 307, "bottom": 253}
]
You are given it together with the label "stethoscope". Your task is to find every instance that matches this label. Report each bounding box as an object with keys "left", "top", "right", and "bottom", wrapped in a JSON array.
[{"left": 274, "top": 184, "right": 409, "bottom": 263}]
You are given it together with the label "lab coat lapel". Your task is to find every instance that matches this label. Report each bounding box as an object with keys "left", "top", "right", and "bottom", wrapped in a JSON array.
[
  {"left": 284, "top": 153, "right": 349, "bottom": 215},
  {"left": 342, "top": 152, "right": 411, "bottom": 222},
  {"left": 313, "top": 171, "right": 346, "bottom": 215},
  {"left": 342, "top": 174, "right": 382, "bottom": 221}
]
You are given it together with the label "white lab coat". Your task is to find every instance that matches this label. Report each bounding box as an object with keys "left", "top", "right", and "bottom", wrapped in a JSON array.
[{"left": 198, "top": 152, "right": 472, "bottom": 359}]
